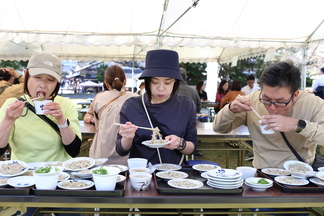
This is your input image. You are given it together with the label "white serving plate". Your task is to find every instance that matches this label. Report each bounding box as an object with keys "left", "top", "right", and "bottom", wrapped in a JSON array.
[
  {"left": 153, "top": 163, "right": 182, "bottom": 171},
  {"left": 92, "top": 158, "right": 108, "bottom": 168},
  {"left": 167, "top": 178, "right": 203, "bottom": 189},
  {"left": 206, "top": 181, "right": 242, "bottom": 189},
  {"left": 0, "top": 160, "right": 29, "bottom": 177},
  {"left": 103, "top": 164, "right": 128, "bottom": 173},
  {"left": 7, "top": 176, "right": 35, "bottom": 188},
  {"left": 261, "top": 168, "right": 290, "bottom": 177},
  {"left": 63, "top": 157, "right": 95, "bottom": 171},
  {"left": 207, "top": 169, "right": 243, "bottom": 179},
  {"left": 156, "top": 171, "right": 189, "bottom": 180},
  {"left": 283, "top": 160, "right": 313, "bottom": 175},
  {"left": 192, "top": 164, "right": 222, "bottom": 172},
  {"left": 58, "top": 179, "right": 94, "bottom": 190},
  {"left": 309, "top": 177, "right": 324, "bottom": 187},
  {"left": 274, "top": 176, "right": 309, "bottom": 187},
  {"left": 142, "top": 140, "right": 170, "bottom": 148}
]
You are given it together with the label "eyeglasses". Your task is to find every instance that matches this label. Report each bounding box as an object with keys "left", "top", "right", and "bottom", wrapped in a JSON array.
[{"left": 259, "top": 92, "right": 294, "bottom": 107}]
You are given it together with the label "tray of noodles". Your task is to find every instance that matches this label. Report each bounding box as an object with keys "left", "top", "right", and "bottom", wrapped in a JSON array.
[
  {"left": 155, "top": 166, "right": 243, "bottom": 195},
  {"left": 257, "top": 169, "right": 324, "bottom": 193},
  {"left": 31, "top": 173, "right": 127, "bottom": 197}
]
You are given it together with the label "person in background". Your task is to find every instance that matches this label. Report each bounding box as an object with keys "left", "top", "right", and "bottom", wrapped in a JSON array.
[
  {"left": 135, "top": 81, "right": 145, "bottom": 95},
  {"left": 312, "top": 67, "right": 324, "bottom": 99},
  {"left": 116, "top": 49, "right": 197, "bottom": 166},
  {"left": 241, "top": 74, "right": 260, "bottom": 96},
  {"left": 0, "top": 68, "right": 24, "bottom": 107},
  {"left": 196, "top": 80, "right": 208, "bottom": 101},
  {"left": 213, "top": 61, "right": 324, "bottom": 216},
  {"left": 83, "top": 65, "right": 137, "bottom": 165},
  {"left": 220, "top": 80, "right": 244, "bottom": 109},
  {"left": 0, "top": 51, "right": 81, "bottom": 216},
  {"left": 241, "top": 74, "right": 260, "bottom": 161},
  {"left": 214, "top": 79, "right": 230, "bottom": 113}
]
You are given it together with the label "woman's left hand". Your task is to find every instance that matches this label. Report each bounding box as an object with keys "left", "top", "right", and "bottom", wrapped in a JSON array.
[
  {"left": 164, "top": 135, "right": 181, "bottom": 150},
  {"left": 43, "top": 101, "right": 66, "bottom": 124}
]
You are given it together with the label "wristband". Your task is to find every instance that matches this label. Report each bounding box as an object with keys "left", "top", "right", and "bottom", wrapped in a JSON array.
[
  {"left": 177, "top": 138, "right": 187, "bottom": 151},
  {"left": 57, "top": 119, "right": 70, "bottom": 129}
]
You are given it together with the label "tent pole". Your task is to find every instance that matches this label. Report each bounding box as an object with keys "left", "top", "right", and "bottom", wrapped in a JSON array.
[{"left": 301, "top": 43, "right": 307, "bottom": 90}]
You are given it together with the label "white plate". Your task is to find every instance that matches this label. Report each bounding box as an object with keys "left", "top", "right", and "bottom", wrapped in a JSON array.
[
  {"left": 283, "top": 160, "right": 313, "bottom": 174},
  {"left": 7, "top": 176, "right": 35, "bottom": 188},
  {"left": 167, "top": 178, "right": 203, "bottom": 189},
  {"left": 274, "top": 176, "right": 309, "bottom": 187},
  {"left": 92, "top": 158, "right": 108, "bottom": 168},
  {"left": 28, "top": 162, "right": 47, "bottom": 170},
  {"left": 153, "top": 163, "right": 182, "bottom": 171},
  {"left": 245, "top": 177, "right": 273, "bottom": 187},
  {"left": 208, "top": 178, "right": 243, "bottom": 185},
  {"left": 58, "top": 172, "right": 70, "bottom": 181},
  {"left": 58, "top": 179, "right": 94, "bottom": 190},
  {"left": 103, "top": 164, "right": 128, "bottom": 173},
  {"left": 261, "top": 168, "right": 290, "bottom": 177},
  {"left": 71, "top": 170, "right": 93, "bottom": 179},
  {"left": 315, "top": 171, "right": 324, "bottom": 181},
  {"left": 309, "top": 177, "right": 324, "bottom": 187},
  {"left": 156, "top": 171, "right": 189, "bottom": 180},
  {"left": 290, "top": 171, "right": 315, "bottom": 179},
  {"left": 206, "top": 181, "right": 242, "bottom": 189},
  {"left": 245, "top": 181, "right": 273, "bottom": 189},
  {"left": 192, "top": 164, "right": 222, "bottom": 172},
  {"left": 201, "top": 172, "right": 208, "bottom": 179},
  {"left": 0, "top": 160, "right": 29, "bottom": 177},
  {"left": 142, "top": 140, "right": 171, "bottom": 148},
  {"left": 117, "top": 174, "right": 126, "bottom": 183},
  {"left": 63, "top": 157, "right": 95, "bottom": 171},
  {"left": 207, "top": 169, "right": 243, "bottom": 179}
]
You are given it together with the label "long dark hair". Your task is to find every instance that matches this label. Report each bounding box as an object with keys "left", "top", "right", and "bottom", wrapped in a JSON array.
[
  {"left": 105, "top": 65, "right": 125, "bottom": 91},
  {"left": 24, "top": 70, "right": 60, "bottom": 100},
  {"left": 217, "top": 79, "right": 229, "bottom": 95},
  {"left": 196, "top": 80, "right": 204, "bottom": 92},
  {"left": 144, "top": 77, "right": 180, "bottom": 105}
]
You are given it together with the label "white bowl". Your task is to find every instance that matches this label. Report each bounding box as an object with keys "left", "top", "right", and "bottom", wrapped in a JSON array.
[
  {"left": 309, "top": 177, "right": 324, "bottom": 187},
  {"left": 153, "top": 163, "right": 182, "bottom": 171},
  {"left": 8, "top": 176, "right": 35, "bottom": 188},
  {"left": 315, "top": 171, "right": 324, "bottom": 181},
  {"left": 283, "top": 160, "right": 313, "bottom": 175},
  {"left": 317, "top": 167, "right": 324, "bottom": 172},
  {"left": 192, "top": 164, "right": 222, "bottom": 172},
  {"left": 58, "top": 179, "right": 94, "bottom": 190},
  {"left": 0, "top": 160, "right": 29, "bottom": 177},
  {"left": 236, "top": 166, "right": 257, "bottom": 180},
  {"left": 245, "top": 177, "right": 273, "bottom": 187},
  {"left": 63, "top": 157, "right": 95, "bottom": 171},
  {"left": 91, "top": 167, "right": 120, "bottom": 191},
  {"left": 58, "top": 172, "right": 70, "bottom": 181},
  {"left": 129, "top": 167, "right": 150, "bottom": 174},
  {"left": 92, "top": 158, "right": 108, "bottom": 168},
  {"left": 156, "top": 170, "right": 189, "bottom": 180},
  {"left": 274, "top": 176, "right": 309, "bottom": 187},
  {"left": 103, "top": 164, "right": 128, "bottom": 173},
  {"left": 261, "top": 168, "right": 290, "bottom": 177}
]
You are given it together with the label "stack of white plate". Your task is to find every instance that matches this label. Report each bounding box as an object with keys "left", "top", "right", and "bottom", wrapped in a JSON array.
[
  {"left": 245, "top": 177, "right": 273, "bottom": 191},
  {"left": 205, "top": 168, "right": 243, "bottom": 189}
]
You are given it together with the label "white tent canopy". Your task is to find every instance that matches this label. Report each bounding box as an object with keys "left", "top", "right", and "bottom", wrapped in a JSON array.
[{"left": 1, "top": 0, "right": 324, "bottom": 63}]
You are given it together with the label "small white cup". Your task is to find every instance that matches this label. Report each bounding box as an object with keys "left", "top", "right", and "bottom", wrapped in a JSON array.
[
  {"left": 127, "top": 158, "right": 148, "bottom": 168},
  {"left": 258, "top": 120, "right": 275, "bottom": 134},
  {"left": 91, "top": 167, "right": 120, "bottom": 191},
  {"left": 236, "top": 166, "right": 257, "bottom": 180},
  {"left": 129, "top": 167, "right": 150, "bottom": 174},
  {"left": 34, "top": 100, "right": 52, "bottom": 115},
  {"left": 33, "top": 171, "right": 61, "bottom": 189},
  {"left": 129, "top": 172, "right": 152, "bottom": 191}
]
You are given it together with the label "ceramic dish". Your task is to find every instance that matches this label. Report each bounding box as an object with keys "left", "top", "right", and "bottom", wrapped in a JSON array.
[
  {"left": 309, "top": 177, "right": 324, "bottom": 187},
  {"left": 58, "top": 179, "right": 94, "bottom": 190},
  {"left": 7, "top": 176, "right": 35, "bottom": 188},
  {"left": 63, "top": 157, "right": 95, "bottom": 171},
  {"left": 0, "top": 160, "right": 29, "bottom": 177},
  {"left": 58, "top": 172, "right": 70, "bottom": 181},
  {"left": 167, "top": 178, "right": 204, "bottom": 189},
  {"left": 116, "top": 174, "right": 126, "bottom": 183},
  {"left": 283, "top": 160, "right": 313, "bottom": 175},
  {"left": 208, "top": 178, "right": 243, "bottom": 185},
  {"left": 103, "top": 164, "right": 128, "bottom": 173},
  {"left": 0, "top": 177, "right": 10, "bottom": 188},
  {"left": 156, "top": 171, "right": 189, "bottom": 180},
  {"left": 206, "top": 181, "right": 242, "bottom": 189},
  {"left": 261, "top": 168, "right": 290, "bottom": 177},
  {"left": 207, "top": 169, "right": 243, "bottom": 179},
  {"left": 28, "top": 162, "right": 47, "bottom": 170},
  {"left": 201, "top": 172, "right": 208, "bottom": 179},
  {"left": 71, "top": 169, "right": 92, "bottom": 179},
  {"left": 142, "top": 140, "right": 171, "bottom": 148},
  {"left": 245, "top": 177, "right": 273, "bottom": 186},
  {"left": 192, "top": 164, "right": 222, "bottom": 172},
  {"left": 153, "top": 163, "right": 182, "bottom": 171},
  {"left": 92, "top": 158, "right": 108, "bottom": 168},
  {"left": 290, "top": 171, "right": 315, "bottom": 179},
  {"left": 274, "top": 176, "right": 309, "bottom": 187}
]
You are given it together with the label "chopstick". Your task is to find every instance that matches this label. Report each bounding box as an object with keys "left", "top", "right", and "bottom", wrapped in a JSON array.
[
  {"left": 238, "top": 95, "right": 262, "bottom": 119},
  {"left": 23, "top": 97, "right": 42, "bottom": 103},
  {"left": 113, "top": 123, "right": 160, "bottom": 131}
]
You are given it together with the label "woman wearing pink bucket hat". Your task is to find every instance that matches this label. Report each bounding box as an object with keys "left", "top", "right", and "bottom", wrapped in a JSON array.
[{"left": 116, "top": 49, "right": 197, "bottom": 165}]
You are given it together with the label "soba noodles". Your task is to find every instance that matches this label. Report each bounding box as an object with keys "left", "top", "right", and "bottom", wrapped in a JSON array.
[
  {"left": 65, "top": 159, "right": 92, "bottom": 170},
  {"left": 149, "top": 128, "right": 166, "bottom": 144},
  {"left": 0, "top": 162, "right": 26, "bottom": 175},
  {"left": 171, "top": 180, "right": 197, "bottom": 188},
  {"left": 288, "top": 163, "right": 311, "bottom": 173},
  {"left": 60, "top": 181, "right": 91, "bottom": 188}
]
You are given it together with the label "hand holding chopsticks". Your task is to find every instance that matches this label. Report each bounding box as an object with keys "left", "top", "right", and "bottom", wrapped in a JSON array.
[
  {"left": 114, "top": 123, "right": 160, "bottom": 131},
  {"left": 238, "top": 95, "right": 262, "bottom": 119}
]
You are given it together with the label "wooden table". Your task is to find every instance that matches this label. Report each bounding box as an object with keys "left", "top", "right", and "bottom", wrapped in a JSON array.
[
  {"left": 1, "top": 179, "right": 323, "bottom": 215},
  {"left": 201, "top": 101, "right": 218, "bottom": 108},
  {"left": 80, "top": 121, "right": 251, "bottom": 167}
]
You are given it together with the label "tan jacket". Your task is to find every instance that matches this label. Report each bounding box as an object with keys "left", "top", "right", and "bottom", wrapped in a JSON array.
[
  {"left": 0, "top": 76, "right": 24, "bottom": 107},
  {"left": 213, "top": 90, "right": 324, "bottom": 169},
  {"left": 86, "top": 90, "right": 137, "bottom": 165}
]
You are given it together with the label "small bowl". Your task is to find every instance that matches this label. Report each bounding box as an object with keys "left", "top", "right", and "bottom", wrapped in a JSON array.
[{"left": 8, "top": 176, "right": 35, "bottom": 189}]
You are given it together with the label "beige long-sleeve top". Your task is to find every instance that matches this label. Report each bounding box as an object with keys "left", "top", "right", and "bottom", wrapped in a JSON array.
[
  {"left": 213, "top": 90, "right": 324, "bottom": 169},
  {"left": 220, "top": 90, "right": 245, "bottom": 109},
  {"left": 0, "top": 76, "right": 24, "bottom": 107}
]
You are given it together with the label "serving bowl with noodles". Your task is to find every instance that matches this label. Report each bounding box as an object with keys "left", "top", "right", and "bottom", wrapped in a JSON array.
[
  {"left": 63, "top": 157, "right": 95, "bottom": 171},
  {"left": 283, "top": 160, "right": 314, "bottom": 179},
  {"left": 0, "top": 160, "right": 29, "bottom": 177},
  {"left": 141, "top": 128, "right": 170, "bottom": 148},
  {"left": 58, "top": 179, "right": 94, "bottom": 190}
]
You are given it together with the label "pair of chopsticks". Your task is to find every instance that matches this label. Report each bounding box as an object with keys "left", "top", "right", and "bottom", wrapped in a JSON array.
[
  {"left": 23, "top": 97, "right": 43, "bottom": 103},
  {"left": 113, "top": 123, "right": 160, "bottom": 131},
  {"left": 238, "top": 95, "right": 262, "bottom": 119}
]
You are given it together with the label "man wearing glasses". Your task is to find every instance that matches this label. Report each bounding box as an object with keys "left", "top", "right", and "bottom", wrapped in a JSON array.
[{"left": 213, "top": 61, "right": 324, "bottom": 170}]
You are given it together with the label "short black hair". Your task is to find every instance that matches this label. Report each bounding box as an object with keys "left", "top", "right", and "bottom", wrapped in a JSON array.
[
  {"left": 258, "top": 61, "right": 300, "bottom": 94},
  {"left": 247, "top": 74, "right": 255, "bottom": 81}
]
